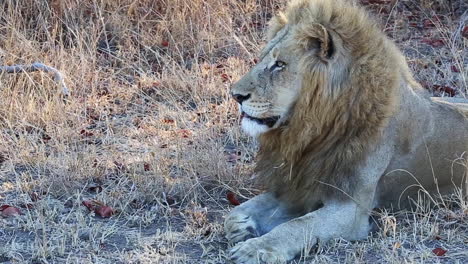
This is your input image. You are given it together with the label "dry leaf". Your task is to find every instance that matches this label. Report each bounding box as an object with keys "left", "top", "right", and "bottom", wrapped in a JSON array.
[
  {"left": 451, "top": 65, "right": 460, "bottom": 73},
  {"left": 432, "top": 85, "right": 456, "bottom": 97},
  {"left": 80, "top": 129, "right": 94, "bottom": 137},
  {"left": 96, "top": 206, "right": 114, "bottom": 218},
  {"left": 227, "top": 192, "right": 240, "bottom": 206},
  {"left": 221, "top": 73, "right": 231, "bottom": 83},
  {"left": 462, "top": 26, "right": 468, "bottom": 39},
  {"left": 1, "top": 205, "right": 21, "bottom": 217},
  {"left": 432, "top": 247, "right": 447, "bottom": 256},
  {"left": 423, "top": 19, "right": 435, "bottom": 29},
  {"left": 82, "top": 200, "right": 114, "bottom": 218},
  {"left": 421, "top": 38, "right": 445, "bottom": 48},
  {"left": 179, "top": 129, "right": 191, "bottom": 138},
  {"left": 162, "top": 118, "right": 175, "bottom": 124}
]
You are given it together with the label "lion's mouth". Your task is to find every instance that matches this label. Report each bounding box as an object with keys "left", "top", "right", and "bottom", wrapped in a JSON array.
[{"left": 241, "top": 112, "right": 280, "bottom": 127}]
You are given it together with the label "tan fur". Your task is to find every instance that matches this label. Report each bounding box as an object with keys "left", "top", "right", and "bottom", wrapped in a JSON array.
[
  {"left": 255, "top": 0, "right": 401, "bottom": 210},
  {"left": 225, "top": 0, "right": 468, "bottom": 263}
]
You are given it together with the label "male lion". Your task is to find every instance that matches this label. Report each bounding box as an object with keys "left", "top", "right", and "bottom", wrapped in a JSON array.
[{"left": 224, "top": 0, "right": 468, "bottom": 263}]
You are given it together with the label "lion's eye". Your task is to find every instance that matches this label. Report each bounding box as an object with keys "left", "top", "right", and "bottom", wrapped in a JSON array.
[
  {"left": 270, "top": 60, "right": 286, "bottom": 72},
  {"left": 275, "top": 61, "right": 286, "bottom": 67}
]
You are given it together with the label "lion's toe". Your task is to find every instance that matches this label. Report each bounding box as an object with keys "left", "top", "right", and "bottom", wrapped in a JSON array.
[
  {"left": 230, "top": 238, "right": 286, "bottom": 264},
  {"left": 224, "top": 213, "right": 259, "bottom": 244}
]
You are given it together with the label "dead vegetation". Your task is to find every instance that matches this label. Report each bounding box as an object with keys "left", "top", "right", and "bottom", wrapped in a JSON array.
[{"left": 0, "top": 0, "right": 467, "bottom": 263}]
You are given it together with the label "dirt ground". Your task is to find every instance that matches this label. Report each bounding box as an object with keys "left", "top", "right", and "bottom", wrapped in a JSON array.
[{"left": 0, "top": 0, "right": 467, "bottom": 263}]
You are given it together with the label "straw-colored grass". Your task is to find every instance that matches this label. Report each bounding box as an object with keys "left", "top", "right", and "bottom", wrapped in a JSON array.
[{"left": 0, "top": 0, "right": 467, "bottom": 263}]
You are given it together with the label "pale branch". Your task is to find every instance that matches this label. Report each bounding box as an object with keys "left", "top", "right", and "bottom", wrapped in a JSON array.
[{"left": 0, "top": 62, "right": 70, "bottom": 96}]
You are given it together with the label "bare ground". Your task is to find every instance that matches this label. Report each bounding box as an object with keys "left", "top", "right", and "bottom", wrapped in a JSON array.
[{"left": 0, "top": 0, "right": 467, "bottom": 263}]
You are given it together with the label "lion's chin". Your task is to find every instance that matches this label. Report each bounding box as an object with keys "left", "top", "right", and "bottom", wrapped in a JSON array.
[{"left": 241, "top": 117, "right": 270, "bottom": 137}]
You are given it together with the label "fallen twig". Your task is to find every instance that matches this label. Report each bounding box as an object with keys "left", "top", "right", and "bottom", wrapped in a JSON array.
[{"left": 0, "top": 62, "right": 70, "bottom": 96}]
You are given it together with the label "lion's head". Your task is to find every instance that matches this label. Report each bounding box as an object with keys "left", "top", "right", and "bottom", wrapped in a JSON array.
[
  {"left": 231, "top": 1, "right": 357, "bottom": 138},
  {"left": 231, "top": 0, "right": 404, "bottom": 209},
  {"left": 230, "top": 22, "right": 301, "bottom": 137},
  {"left": 232, "top": 25, "right": 333, "bottom": 137}
]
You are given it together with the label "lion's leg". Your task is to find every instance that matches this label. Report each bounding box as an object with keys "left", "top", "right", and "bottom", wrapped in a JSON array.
[
  {"left": 224, "top": 193, "right": 299, "bottom": 244},
  {"left": 230, "top": 200, "right": 372, "bottom": 263},
  {"left": 228, "top": 141, "right": 395, "bottom": 263}
]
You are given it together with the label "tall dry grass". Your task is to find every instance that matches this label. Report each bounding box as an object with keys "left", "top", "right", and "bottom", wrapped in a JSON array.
[
  {"left": 0, "top": 0, "right": 467, "bottom": 263},
  {"left": 0, "top": 0, "right": 280, "bottom": 202}
]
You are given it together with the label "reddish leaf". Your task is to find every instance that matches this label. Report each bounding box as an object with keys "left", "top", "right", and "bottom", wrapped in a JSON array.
[
  {"left": 451, "top": 65, "right": 460, "bottom": 73},
  {"left": 432, "top": 248, "right": 447, "bottom": 256},
  {"left": 42, "top": 134, "right": 52, "bottom": 141},
  {"left": 162, "top": 118, "right": 175, "bottom": 124},
  {"left": 82, "top": 200, "right": 95, "bottom": 210},
  {"left": 161, "top": 40, "right": 169, "bottom": 47},
  {"left": 421, "top": 38, "right": 445, "bottom": 48},
  {"left": 82, "top": 200, "right": 114, "bottom": 218},
  {"left": 96, "top": 206, "right": 114, "bottom": 218},
  {"left": 80, "top": 129, "right": 94, "bottom": 137},
  {"left": 461, "top": 26, "right": 468, "bottom": 39},
  {"left": 423, "top": 19, "right": 435, "bottom": 29},
  {"left": 433, "top": 85, "right": 456, "bottom": 96},
  {"left": 431, "top": 39, "right": 445, "bottom": 48},
  {"left": 407, "top": 15, "right": 420, "bottom": 21},
  {"left": 221, "top": 73, "right": 231, "bottom": 83},
  {"left": 227, "top": 192, "right": 240, "bottom": 206},
  {"left": 179, "top": 129, "right": 191, "bottom": 138},
  {"left": 1, "top": 205, "right": 21, "bottom": 217},
  {"left": 144, "top": 163, "right": 151, "bottom": 171}
]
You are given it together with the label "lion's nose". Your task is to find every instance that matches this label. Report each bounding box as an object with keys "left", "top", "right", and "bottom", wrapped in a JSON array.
[{"left": 232, "top": 93, "right": 251, "bottom": 104}]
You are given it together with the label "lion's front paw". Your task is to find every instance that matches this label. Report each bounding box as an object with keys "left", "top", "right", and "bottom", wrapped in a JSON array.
[
  {"left": 230, "top": 237, "right": 287, "bottom": 264},
  {"left": 224, "top": 213, "right": 259, "bottom": 244}
]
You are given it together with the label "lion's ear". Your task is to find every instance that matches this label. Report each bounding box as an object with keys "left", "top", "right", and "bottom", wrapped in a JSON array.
[{"left": 297, "top": 23, "right": 335, "bottom": 62}]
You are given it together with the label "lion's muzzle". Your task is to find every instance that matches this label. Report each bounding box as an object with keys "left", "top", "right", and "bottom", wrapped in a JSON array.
[{"left": 241, "top": 111, "right": 280, "bottom": 128}]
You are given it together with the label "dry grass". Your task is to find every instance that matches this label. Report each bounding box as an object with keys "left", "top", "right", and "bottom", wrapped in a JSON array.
[{"left": 0, "top": 0, "right": 467, "bottom": 263}]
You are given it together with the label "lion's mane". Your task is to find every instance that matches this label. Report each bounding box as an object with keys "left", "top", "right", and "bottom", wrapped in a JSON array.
[{"left": 256, "top": 0, "right": 410, "bottom": 211}]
